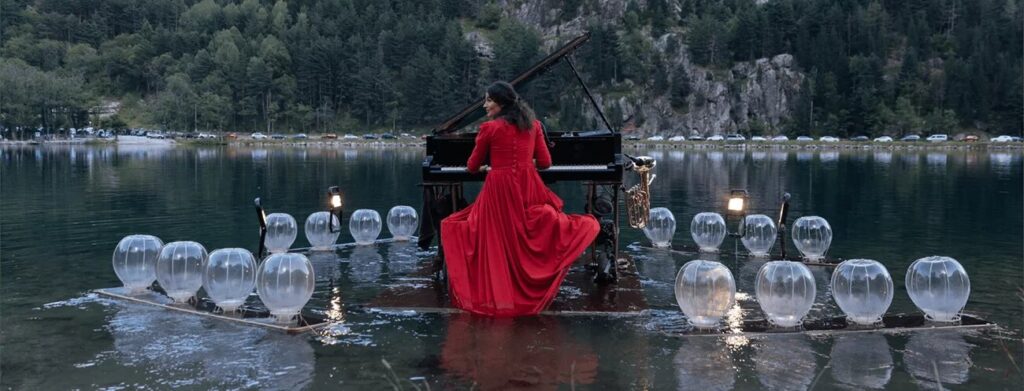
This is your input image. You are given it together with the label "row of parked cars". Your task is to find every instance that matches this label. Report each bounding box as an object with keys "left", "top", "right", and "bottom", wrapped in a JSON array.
[
  {"left": 635, "top": 133, "right": 1022, "bottom": 143},
  {"left": 247, "top": 132, "right": 418, "bottom": 140}
]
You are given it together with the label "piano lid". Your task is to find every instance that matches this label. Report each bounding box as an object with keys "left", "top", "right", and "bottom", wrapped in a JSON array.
[{"left": 432, "top": 32, "right": 593, "bottom": 135}]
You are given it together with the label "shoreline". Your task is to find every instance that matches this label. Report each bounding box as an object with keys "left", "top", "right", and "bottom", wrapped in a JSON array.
[{"left": 3, "top": 138, "right": 1022, "bottom": 152}]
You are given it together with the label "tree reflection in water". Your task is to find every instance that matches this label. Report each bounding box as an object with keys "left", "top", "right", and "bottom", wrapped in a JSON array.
[
  {"left": 830, "top": 333, "right": 893, "bottom": 389},
  {"left": 440, "top": 314, "right": 598, "bottom": 390},
  {"left": 674, "top": 337, "right": 735, "bottom": 391}
]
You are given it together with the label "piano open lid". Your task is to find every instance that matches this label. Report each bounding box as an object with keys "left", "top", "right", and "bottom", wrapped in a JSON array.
[{"left": 431, "top": 32, "right": 615, "bottom": 136}]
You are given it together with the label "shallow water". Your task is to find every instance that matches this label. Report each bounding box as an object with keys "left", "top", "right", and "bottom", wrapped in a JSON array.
[{"left": 2, "top": 145, "right": 1022, "bottom": 389}]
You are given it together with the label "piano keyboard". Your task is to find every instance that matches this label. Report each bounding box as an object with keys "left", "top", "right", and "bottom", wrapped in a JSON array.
[{"left": 438, "top": 165, "right": 609, "bottom": 172}]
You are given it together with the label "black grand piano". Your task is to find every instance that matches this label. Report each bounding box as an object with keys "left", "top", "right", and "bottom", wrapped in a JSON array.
[{"left": 419, "top": 32, "right": 625, "bottom": 282}]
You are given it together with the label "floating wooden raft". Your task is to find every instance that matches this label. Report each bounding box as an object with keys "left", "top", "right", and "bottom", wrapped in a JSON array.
[
  {"left": 94, "top": 287, "right": 330, "bottom": 334},
  {"left": 640, "top": 243, "right": 844, "bottom": 266},
  {"left": 670, "top": 313, "right": 995, "bottom": 338}
]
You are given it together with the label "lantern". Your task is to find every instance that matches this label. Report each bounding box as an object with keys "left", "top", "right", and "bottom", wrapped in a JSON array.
[
  {"left": 155, "top": 241, "right": 208, "bottom": 303},
  {"left": 674, "top": 260, "right": 736, "bottom": 328},
  {"left": 349, "top": 209, "right": 382, "bottom": 245},
  {"left": 906, "top": 256, "right": 970, "bottom": 322},
  {"left": 112, "top": 234, "right": 163, "bottom": 294},
  {"left": 256, "top": 253, "right": 315, "bottom": 323},
  {"left": 741, "top": 214, "right": 776, "bottom": 257},
  {"left": 265, "top": 213, "right": 297, "bottom": 253},
  {"left": 203, "top": 248, "right": 257, "bottom": 312},
  {"left": 304, "top": 211, "right": 340, "bottom": 251},
  {"left": 643, "top": 207, "right": 676, "bottom": 248},
  {"left": 831, "top": 259, "right": 893, "bottom": 325},
  {"left": 792, "top": 216, "right": 832, "bottom": 260},
  {"left": 690, "top": 212, "right": 726, "bottom": 252},
  {"left": 755, "top": 261, "right": 816, "bottom": 327},
  {"left": 386, "top": 206, "right": 418, "bottom": 241}
]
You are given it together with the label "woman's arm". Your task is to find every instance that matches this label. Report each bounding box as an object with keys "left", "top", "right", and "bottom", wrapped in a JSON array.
[
  {"left": 466, "top": 123, "right": 491, "bottom": 173},
  {"left": 533, "top": 122, "right": 552, "bottom": 169}
]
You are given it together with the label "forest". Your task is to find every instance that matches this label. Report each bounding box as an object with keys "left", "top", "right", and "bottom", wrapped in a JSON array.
[{"left": 0, "top": 0, "right": 1020, "bottom": 138}]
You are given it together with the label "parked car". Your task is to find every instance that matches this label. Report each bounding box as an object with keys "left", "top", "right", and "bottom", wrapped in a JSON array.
[
  {"left": 400, "top": 133, "right": 413, "bottom": 138},
  {"left": 707, "top": 135, "right": 725, "bottom": 141},
  {"left": 992, "top": 135, "right": 1014, "bottom": 142},
  {"left": 850, "top": 135, "right": 869, "bottom": 141},
  {"left": 321, "top": 133, "right": 338, "bottom": 139},
  {"left": 251, "top": 132, "right": 268, "bottom": 140},
  {"left": 962, "top": 135, "right": 978, "bottom": 142},
  {"left": 796, "top": 136, "right": 814, "bottom": 141},
  {"left": 197, "top": 133, "right": 217, "bottom": 139},
  {"left": 820, "top": 136, "right": 840, "bottom": 142},
  {"left": 271, "top": 134, "right": 285, "bottom": 140},
  {"left": 725, "top": 134, "right": 746, "bottom": 141},
  {"left": 625, "top": 135, "right": 641, "bottom": 141},
  {"left": 342, "top": 134, "right": 359, "bottom": 140},
  {"left": 646, "top": 135, "right": 665, "bottom": 141},
  {"left": 926, "top": 134, "right": 948, "bottom": 142},
  {"left": 688, "top": 135, "right": 705, "bottom": 141},
  {"left": 873, "top": 136, "right": 893, "bottom": 142},
  {"left": 292, "top": 133, "right": 308, "bottom": 139},
  {"left": 751, "top": 136, "right": 767, "bottom": 141},
  {"left": 771, "top": 135, "right": 789, "bottom": 141},
  {"left": 900, "top": 135, "right": 921, "bottom": 141},
  {"left": 381, "top": 133, "right": 397, "bottom": 139},
  {"left": 668, "top": 135, "right": 687, "bottom": 142}
]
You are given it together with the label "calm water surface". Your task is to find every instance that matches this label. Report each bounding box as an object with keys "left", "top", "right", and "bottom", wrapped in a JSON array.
[{"left": 2, "top": 144, "right": 1021, "bottom": 390}]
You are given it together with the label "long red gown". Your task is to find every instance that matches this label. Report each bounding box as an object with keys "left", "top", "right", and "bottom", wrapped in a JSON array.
[{"left": 440, "top": 119, "right": 600, "bottom": 317}]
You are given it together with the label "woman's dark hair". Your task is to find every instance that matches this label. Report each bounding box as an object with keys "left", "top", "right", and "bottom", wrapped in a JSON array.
[{"left": 486, "top": 81, "right": 536, "bottom": 131}]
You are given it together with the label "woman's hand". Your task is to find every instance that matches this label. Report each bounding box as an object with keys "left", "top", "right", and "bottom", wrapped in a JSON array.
[{"left": 478, "top": 165, "right": 490, "bottom": 173}]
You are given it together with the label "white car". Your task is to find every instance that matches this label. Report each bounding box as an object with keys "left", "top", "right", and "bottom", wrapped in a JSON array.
[
  {"left": 251, "top": 132, "right": 268, "bottom": 140},
  {"left": 771, "top": 135, "right": 789, "bottom": 141},
  {"left": 668, "top": 135, "right": 687, "bottom": 142},
  {"left": 646, "top": 135, "right": 665, "bottom": 141},
  {"left": 796, "top": 136, "right": 814, "bottom": 141},
  {"left": 342, "top": 134, "right": 359, "bottom": 140},
  {"left": 725, "top": 134, "right": 746, "bottom": 141},
  {"left": 197, "top": 133, "right": 217, "bottom": 139},
  {"left": 926, "top": 134, "right": 948, "bottom": 142},
  {"left": 991, "top": 135, "right": 1013, "bottom": 142},
  {"left": 873, "top": 136, "right": 893, "bottom": 142},
  {"left": 751, "top": 136, "right": 767, "bottom": 141},
  {"left": 707, "top": 135, "right": 725, "bottom": 141},
  {"left": 820, "top": 136, "right": 840, "bottom": 142}
]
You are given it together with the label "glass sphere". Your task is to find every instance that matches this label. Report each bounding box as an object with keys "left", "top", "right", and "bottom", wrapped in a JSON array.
[
  {"left": 906, "top": 256, "right": 970, "bottom": 322},
  {"left": 265, "top": 213, "right": 297, "bottom": 253},
  {"left": 256, "top": 253, "right": 315, "bottom": 323},
  {"left": 203, "top": 248, "right": 257, "bottom": 312},
  {"left": 304, "top": 212, "right": 340, "bottom": 251},
  {"left": 112, "top": 234, "right": 164, "bottom": 294},
  {"left": 349, "top": 209, "right": 382, "bottom": 245},
  {"left": 755, "top": 261, "right": 816, "bottom": 327},
  {"left": 643, "top": 207, "right": 676, "bottom": 248},
  {"left": 831, "top": 259, "right": 893, "bottom": 325},
  {"left": 674, "top": 260, "right": 736, "bottom": 328},
  {"left": 741, "top": 214, "right": 776, "bottom": 257},
  {"left": 690, "top": 212, "right": 726, "bottom": 252},
  {"left": 386, "top": 205, "right": 418, "bottom": 241},
  {"left": 155, "top": 241, "right": 208, "bottom": 303},
  {"left": 792, "top": 216, "right": 832, "bottom": 260}
]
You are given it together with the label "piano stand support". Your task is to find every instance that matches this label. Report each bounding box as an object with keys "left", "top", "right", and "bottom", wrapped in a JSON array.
[{"left": 586, "top": 182, "right": 620, "bottom": 284}]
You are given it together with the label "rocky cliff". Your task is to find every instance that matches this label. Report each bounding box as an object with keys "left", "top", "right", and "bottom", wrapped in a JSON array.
[{"left": 482, "top": 0, "right": 805, "bottom": 137}]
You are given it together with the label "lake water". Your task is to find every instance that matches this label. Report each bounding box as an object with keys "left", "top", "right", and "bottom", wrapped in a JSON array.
[{"left": 2, "top": 144, "right": 1021, "bottom": 389}]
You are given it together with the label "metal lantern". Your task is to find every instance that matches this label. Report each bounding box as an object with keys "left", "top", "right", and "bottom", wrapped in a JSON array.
[
  {"left": 674, "top": 260, "right": 736, "bottom": 328},
  {"left": 256, "top": 253, "right": 315, "bottom": 323},
  {"left": 643, "top": 207, "right": 676, "bottom": 248},
  {"left": 112, "top": 234, "right": 164, "bottom": 294},
  {"left": 906, "top": 256, "right": 970, "bottom": 322},
  {"left": 741, "top": 214, "right": 776, "bottom": 257},
  {"left": 831, "top": 259, "right": 893, "bottom": 325},
  {"left": 349, "top": 209, "right": 382, "bottom": 245},
  {"left": 203, "top": 248, "right": 257, "bottom": 312},
  {"left": 386, "top": 205, "right": 418, "bottom": 241},
  {"left": 155, "top": 241, "right": 208, "bottom": 303},
  {"left": 791, "top": 216, "right": 832, "bottom": 261},
  {"left": 755, "top": 261, "right": 816, "bottom": 327},
  {"left": 690, "top": 212, "right": 726, "bottom": 252},
  {"left": 265, "top": 213, "right": 297, "bottom": 253},
  {"left": 304, "top": 211, "right": 340, "bottom": 251}
]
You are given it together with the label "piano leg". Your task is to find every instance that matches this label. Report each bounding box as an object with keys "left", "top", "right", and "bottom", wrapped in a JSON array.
[{"left": 587, "top": 183, "right": 619, "bottom": 284}]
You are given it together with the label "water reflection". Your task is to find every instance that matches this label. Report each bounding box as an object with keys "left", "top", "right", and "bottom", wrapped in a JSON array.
[
  {"left": 308, "top": 252, "right": 341, "bottom": 282},
  {"left": 903, "top": 331, "right": 973, "bottom": 388},
  {"left": 796, "top": 151, "right": 813, "bottom": 162},
  {"left": 926, "top": 152, "right": 947, "bottom": 169},
  {"left": 673, "top": 337, "right": 735, "bottom": 390},
  {"left": 108, "top": 304, "right": 314, "bottom": 389},
  {"left": 753, "top": 334, "right": 817, "bottom": 390},
  {"left": 990, "top": 152, "right": 1016, "bottom": 175},
  {"left": 386, "top": 241, "right": 420, "bottom": 275},
  {"left": 873, "top": 151, "right": 892, "bottom": 165},
  {"left": 819, "top": 151, "right": 839, "bottom": 164},
  {"left": 347, "top": 245, "right": 383, "bottom": 283},
  {"left": 441, "top": 314, "right": 598, "bottom": 390},
  {"left": 830, "top": 333, "right": 893, "bottom": 389}
]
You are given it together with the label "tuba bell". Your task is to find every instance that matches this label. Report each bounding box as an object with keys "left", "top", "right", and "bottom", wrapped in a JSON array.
[{"left": 624, "top": 155, "right": 656, "bottom": 229}]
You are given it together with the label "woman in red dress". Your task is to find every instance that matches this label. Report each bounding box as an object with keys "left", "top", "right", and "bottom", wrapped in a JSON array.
[{"left": 440, "top": 82, "right": 600, "bottom": 317}]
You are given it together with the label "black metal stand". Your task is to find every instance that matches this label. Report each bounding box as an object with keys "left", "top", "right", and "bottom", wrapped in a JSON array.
[{"left": 254, "top": 197, "right": 268, "bottom": 259}]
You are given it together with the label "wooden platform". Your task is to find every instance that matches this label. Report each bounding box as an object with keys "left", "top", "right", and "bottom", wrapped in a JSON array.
[
  {"left": 94, "top": 287, "right": 330, "bottom": 334},
  {"left": 669, "top": 313, "right": 996, "bottom": 338},
  {"left": 645, "top": 243, "right": 845, "bottom": 266}
]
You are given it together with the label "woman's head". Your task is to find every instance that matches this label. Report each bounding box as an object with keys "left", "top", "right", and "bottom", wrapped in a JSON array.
[{"left": 484, "top": 81, "right": 536, "bottom": 131}]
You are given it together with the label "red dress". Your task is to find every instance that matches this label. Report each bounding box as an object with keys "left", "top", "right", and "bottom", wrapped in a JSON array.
[{"left": 440, "top": 119, "right": 600, "bottom": 316}]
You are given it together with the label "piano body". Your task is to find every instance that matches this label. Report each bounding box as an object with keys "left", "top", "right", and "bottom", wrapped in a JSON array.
[{"left": 419, "top": 32, "right": 625, "bottom": 282}]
